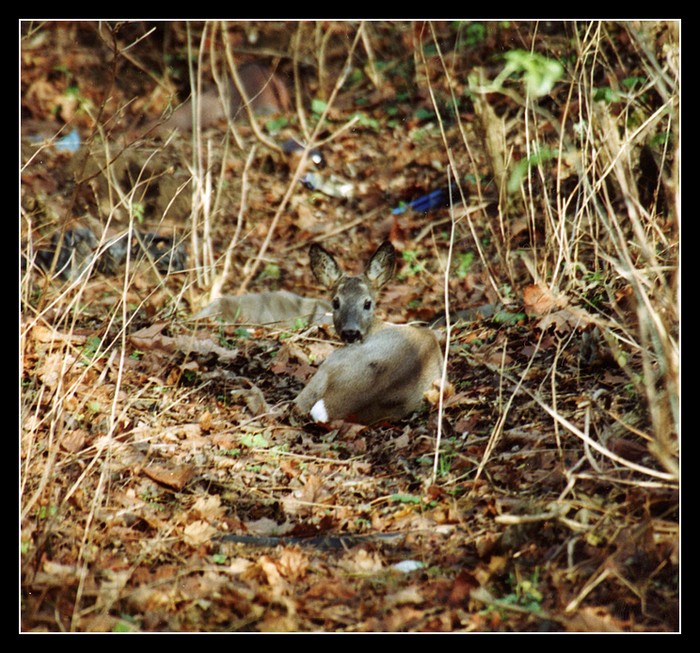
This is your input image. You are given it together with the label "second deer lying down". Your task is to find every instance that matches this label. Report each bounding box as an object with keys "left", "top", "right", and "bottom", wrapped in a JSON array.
[
  {"left": 294, "top": 241, "right": 445, "bottom": 425},
  {"left": 145, "top": 63, "right": 290, "bottom": 135}
]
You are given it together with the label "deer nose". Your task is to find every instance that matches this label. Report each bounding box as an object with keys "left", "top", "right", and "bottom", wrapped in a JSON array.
[{"left": 341, "top": 329, "right": 363, "bottom": 343}]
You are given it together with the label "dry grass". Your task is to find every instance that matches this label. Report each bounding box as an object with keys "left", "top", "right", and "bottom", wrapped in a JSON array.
[{"left": 425, "top": 21, "right": 678, "bottom": 481}]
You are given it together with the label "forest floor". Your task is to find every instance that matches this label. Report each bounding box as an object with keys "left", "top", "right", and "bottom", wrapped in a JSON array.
[{"left": 20, "top": 21, "right": 679, "bottom": 633}]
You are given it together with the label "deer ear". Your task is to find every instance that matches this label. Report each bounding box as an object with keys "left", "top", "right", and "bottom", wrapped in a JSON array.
[
  {"left": 365, "top": 241, "right": 396, "bottom": 288},
  {"left": 309, "top": 243, "right": 342, "bottom": 288}
]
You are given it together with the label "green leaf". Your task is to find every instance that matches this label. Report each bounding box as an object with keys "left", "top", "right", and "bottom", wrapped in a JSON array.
[
  {"left": 390, "top": 493, "right": 422, "bottom": 504},
  {"left": 240, "top": 432, "right": 270, "bottom": 449},
  {"left": 265, "top": 116, "right": 289, "bottom": 133},
  {"left": 622, "top": 75, "right": 646, "bottom": 90},
  {"left": 507, "top": 50, "right": 563, "bottom": 96},
  {"left": 132, "top": 201, "right": 145, "bottom": 224},
  {"left": 455, "top": 251, "right": 475, "bottom": 278},
  {"left": 460, "top": 22, "right": 486, "bottom": 47},
  {"left": 351, "top": 112, "right": 380, "bottom": 130},
  {"left": 497, "top": 49, "right": 564, "bottom": 98},
  {"left": 259, "top": 262, "right": 281, "bottom": 281},
  {"left": 112, "top": 622, "right": 134, "bottom": 633},
  {"left": 492, "top": 310, "right": 526, "bottom": 325},
  {"left": 414, "top": 107, "right": 436, "bottom": 122},
  {"left": 311, "top": 98, "right": 327, "bottom": 115},
  {"left": 594, "top": 86, "right": 618, "bottom": 103}
]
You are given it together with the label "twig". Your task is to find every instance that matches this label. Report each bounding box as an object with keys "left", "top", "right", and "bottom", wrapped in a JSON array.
[
  {"left": 208, "top": 144, "right": 257, "bottom": 301},
  {"left": 359, "top": 23, "right": 381, "bottom": 88}
]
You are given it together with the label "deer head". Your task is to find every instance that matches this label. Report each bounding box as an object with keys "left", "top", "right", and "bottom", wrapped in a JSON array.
[{"left": 309, "top": 240, "right": 396, "bottom": 343}]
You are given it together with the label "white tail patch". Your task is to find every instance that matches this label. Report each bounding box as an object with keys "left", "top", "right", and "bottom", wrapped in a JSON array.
[{"left": 309, "top": 399, "right": 329, "bottom": 424}]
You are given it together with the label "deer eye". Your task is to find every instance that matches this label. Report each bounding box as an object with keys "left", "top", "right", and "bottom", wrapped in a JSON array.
[
  {"left": 332, "top": 297, "right": 340, "bottom": 310},
  {"left": 363, "top": 299, "right": 372, "bottom": 311}
]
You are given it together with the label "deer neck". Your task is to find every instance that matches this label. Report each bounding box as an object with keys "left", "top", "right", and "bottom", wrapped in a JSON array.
[{"left": 365, "top": 317, "right": 390, "bottom": 337}]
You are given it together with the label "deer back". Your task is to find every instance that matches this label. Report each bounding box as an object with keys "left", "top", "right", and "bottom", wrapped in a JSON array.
[
  {"left": 192, "top": 290, "right": 331, "bottom": 328},
  {"left": 295, "top": 241, "right": 444, "bottom": 424}
]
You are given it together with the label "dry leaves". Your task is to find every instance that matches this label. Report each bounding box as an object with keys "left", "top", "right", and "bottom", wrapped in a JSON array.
[
  {"left": 130, "top": 323, "right": 239, "bottom": 362},
  {"left": 523, "top": 283, "right": 596, "bottom": 333}
]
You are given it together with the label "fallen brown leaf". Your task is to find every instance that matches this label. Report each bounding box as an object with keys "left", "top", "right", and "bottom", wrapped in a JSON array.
[
  {"left": 183, "top": 520, "right": 217, "bottom": 547},
  {"left": 191, "top": 494, "right": 225, "bottom": 521},
  {"left": 37, "top": 352, "right": 75, "bottom": 389},
  {"left": 563, "top": 606, "right": 625, "bottom": 632},
  {"left": 142, "top": 463, "right": 194, "bottom": 490},
  {"left": 60, "top": 429, "right": 88, "bottom": 453},
  {"left": 523, "top": 283, "right": 564, "bottom": 315}
]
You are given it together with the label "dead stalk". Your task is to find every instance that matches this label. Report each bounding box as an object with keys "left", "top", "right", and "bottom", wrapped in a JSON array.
[
  {"left": 417, "top": 27, "right": 457, "bottom": 482},
  {"left": 523, "top": 23, "right": 676, "bottom": 474},
  {"left": 431, "top": 178, "right": 456, "bottom": 484},
  {"left": 518, "top": 371, "right": 676, "bottom": 482},
  {"left": 208, "top": 144, "right": 257, "bottom": 301},
  {"left": 292, "top": 25, "right": 310, "bottom": 139}
]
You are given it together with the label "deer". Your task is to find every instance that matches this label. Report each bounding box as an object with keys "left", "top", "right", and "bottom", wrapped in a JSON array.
[
  {"left": 293, "top": 241, "right": 446, "bottom": 425},
  {"left": 145, "top": 62, "right": 290, "bottom": 135}
]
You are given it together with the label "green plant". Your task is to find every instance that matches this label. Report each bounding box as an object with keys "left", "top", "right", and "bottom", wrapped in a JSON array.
[
  {"left": 351, "top": 111, "right": 380, "bottom": 130},
  {"left": 507, "top": 145, "right": 558, "bottom": 194},
  {"left": 390, "top": 493, "right": 421, "bottom": 504},
  {"left": 505, "top": 568, "right": 544, "bottom": 612},
  {"left": 470, "top": 48, "right": 563, "bottom": 100},
  {"left": 492, "top": 310, "right": 526, "bottom": 325},
  {"left": 265, "top": 115, "right": 289, "bottom": 134},
  {"left": 181, "top": 369, "right": 198, "bottom": 384},
  {"left": 595, "top": 76, "right": 648, "bottom": 104},
  {"left": 36, "top": 504, "right": 58, "bottom": 520},
  {"left": 132, "top": 201, "right": 145, "bottom": 224},
  {"left": 218, "top": 447, "right": 241, "bottom": 457},
  {"left": 399, "top": 249, "right": 426, "bottom": 278},
  {"left": 413, "top": 106, "right": 436, "bottom": 122},
  {"left": 112, "top": 621, "right": 136, "bottom": 633},
  {"left": 437, "top": 445, "right": 456, "bottom": 477},
  {"left": 240, "top": 432, "right": 270, "bottom": 448},
  {"left": 80, "top": 335, "right": 104, "bottom": 364},
  {"left": 500, "top": 49, "right": 564, "bottom": 97},
  {"left": 311, "top": 98, "right": 327, "bottom": 117},
  {"left": 461, "top": 22, "right": 486, "bottom": 47},
  {"left": 259, "top": 262, "right": 281, "bottom": 281},
  {"left": 455, "top": 251, "right": 475, "bottom": 278}
]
